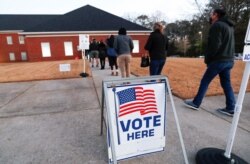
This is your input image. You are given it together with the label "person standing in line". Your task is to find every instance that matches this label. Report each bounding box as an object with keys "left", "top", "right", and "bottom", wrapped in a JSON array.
[
  {"left": 114, "top": 27, "right": 134, "bottom": 78},
  {"left": 89, "top": 38, "right": 99, "bottom": 68},
  {"left": 98, "top": 40, "right": 107, "bottom": 70},
  {"left": 144, "top": 22, "right": 168, "bottom": 75},
  {"left": 106, "top": 35, "right": 119, "bottom": 76},
  {"left": 184, "top": 8, "right": 236, "bottom": 117}
]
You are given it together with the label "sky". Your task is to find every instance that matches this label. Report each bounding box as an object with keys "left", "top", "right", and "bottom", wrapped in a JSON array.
[{"left": 0, "top": 0, "right": 208, "bottom": 22}]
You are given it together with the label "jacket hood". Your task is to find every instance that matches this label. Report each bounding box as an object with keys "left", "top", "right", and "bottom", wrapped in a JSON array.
[{"left": 219, "top": 16, "right": 235, "bottom": 27}]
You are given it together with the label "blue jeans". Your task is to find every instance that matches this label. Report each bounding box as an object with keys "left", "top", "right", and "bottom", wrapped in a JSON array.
[
  {"left": 193, "top": 61, "right": 235, "bottom": 111},
  {"left": 150, "top": 59, "right": 166, "bottom": 75}
]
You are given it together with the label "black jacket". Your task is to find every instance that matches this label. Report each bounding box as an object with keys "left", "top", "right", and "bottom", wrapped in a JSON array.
[
  {"left": 89, "top": 41, "right": 99, "bottom": 51},
  {"left": 205, "top": 17, "right": 235, "bottom": 64},
  {"left": 144, "top": 30, "right": 168, "bottom": 60}
]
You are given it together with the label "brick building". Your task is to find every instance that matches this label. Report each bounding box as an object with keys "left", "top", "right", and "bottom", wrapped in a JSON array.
[{"left": 0, "top": 5, "right": 151, "bottom": 63}]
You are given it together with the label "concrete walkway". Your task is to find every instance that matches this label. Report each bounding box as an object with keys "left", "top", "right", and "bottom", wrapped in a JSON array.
[{"left": 0, "top": 65, "right": 249, "bottom": 164}]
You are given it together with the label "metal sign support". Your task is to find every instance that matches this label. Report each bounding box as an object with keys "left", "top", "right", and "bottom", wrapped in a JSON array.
[{"left": 100, "top": 76, "right": 189, "bottom": 164}]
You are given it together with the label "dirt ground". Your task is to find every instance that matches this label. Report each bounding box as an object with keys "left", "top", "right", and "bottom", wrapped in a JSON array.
[{"left": 0, "top": 58, "right": 249, "bottom": 99}]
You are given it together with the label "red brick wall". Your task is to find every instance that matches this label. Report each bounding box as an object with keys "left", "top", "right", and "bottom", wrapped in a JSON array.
[
  {"left": 88, "top": 34, "right": 149, "bottom": 57},
  {"left": 25, "top": 36, "right": 80, "bottom": 62},
  {"left": 0, "top": 33, "right": 150, "bottom": 62},
  {"left": 0, "top": 33, "right": 27, "bottom": 62}
]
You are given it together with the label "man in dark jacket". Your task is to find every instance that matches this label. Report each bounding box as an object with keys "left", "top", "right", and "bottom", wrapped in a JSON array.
[
  {"left": 145, "top": 22, "right": 168, "bottom": 75},
  {"left": 89, "top": 39, "right": 99, "bottom": 67},
  {"left": 184, "top": 8, "right": 236, "bottom": 117}
]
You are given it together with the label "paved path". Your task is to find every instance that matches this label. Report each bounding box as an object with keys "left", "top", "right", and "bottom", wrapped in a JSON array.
[{"left": 0, "top": 66, "right": 249, "bottom": 164}]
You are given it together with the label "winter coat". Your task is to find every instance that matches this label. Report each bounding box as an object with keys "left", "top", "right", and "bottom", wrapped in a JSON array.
[
  {"left": 205, "top": 17, "right": 235, "bottom": 64},
  {"left": 144, "top": 30, "right": 168, "bottom": 60},
  {"left": 113, "top": 35, "right": 134, "bottom": 55}
]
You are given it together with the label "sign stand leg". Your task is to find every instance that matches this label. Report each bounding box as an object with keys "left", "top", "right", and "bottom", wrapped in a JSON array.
[
  {"left": 196, "top": 62, "right": 250, "bottom": 164},
  {"left": 100, "top": 82, "right": 105, "bottom": 135},
  {"left": 80, "top": 49, "right": 89, "bottom": 77},
  {"left": 166, "top": 78, "right": 189, "bottom": 164}
]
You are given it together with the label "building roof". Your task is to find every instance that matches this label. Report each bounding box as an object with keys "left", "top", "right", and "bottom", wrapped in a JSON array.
[
  {"left": 24, "top": 5, "right": 150, "bottom": 32},
  {"left": 0, "top": 15, "right": 59, "bottom": 31}
]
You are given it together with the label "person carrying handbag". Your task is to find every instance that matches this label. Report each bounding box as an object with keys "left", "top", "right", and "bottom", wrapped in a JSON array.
[
  {"left": 140, "top": 54, "right": 150, "bottom": 67},
  {"left": 106, "top": 35, "right": 119, "bottom": 76},
  {"left": 144, "top": 22, "right": 168, "bottom": 75}
]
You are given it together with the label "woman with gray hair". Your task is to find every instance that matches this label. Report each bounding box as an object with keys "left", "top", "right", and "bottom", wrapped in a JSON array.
[{"left": 114, "top": 27, "right": 134, "bottom": 78}]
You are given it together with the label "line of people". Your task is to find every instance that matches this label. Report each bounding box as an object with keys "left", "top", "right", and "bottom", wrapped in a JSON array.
[
  {"left": 88, "top": 8, "right": 235, "bottom": 117},
  {"left": 88, "top": 37, "right": 118, "bottom": 75},
  {"left": 88, "top": 24, "right": 168, "bottom": 78},
  {"left": 88, "top": 27, "right": 134, "bottom": 77}
]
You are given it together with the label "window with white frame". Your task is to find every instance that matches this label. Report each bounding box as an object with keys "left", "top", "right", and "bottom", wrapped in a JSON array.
[
  {"left": 9, "top": 52, "right": 15, "bottom": 61},
  {"left": 19, "top": 36, "right": 25, "bottom": 44},
  {"left": 132, "top": 40, "right": 139, "bottom": 53},
  {"left": 64, "top": 41, "right": 73, "bottom": 56},
  {"left": 6, "top": 36, "right": 13, "bottom": 45},
  {"left": 41, "top": 42, "right": 51, "bottom": 57},
  {"left": 21, "top": 52, "right": 27, "bottom": 61}
]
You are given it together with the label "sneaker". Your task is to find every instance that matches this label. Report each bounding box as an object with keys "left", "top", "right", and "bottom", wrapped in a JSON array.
[
  {"left": 184, "top": 100, "right": 199, "bottom": 110},
  {"left": 217, "top": 108, "right": 234, "bottom": 117}
]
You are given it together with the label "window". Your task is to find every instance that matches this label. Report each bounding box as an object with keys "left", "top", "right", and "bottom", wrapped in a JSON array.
[
  {"left": 64, "top": 42, "right": 73, "bottom": 56},
  {"left": 9, "top": 53, "right": 15, "bottom": 61},
  {"left": 6, "top": 36, "right": 13, "bottom": 45},
  {"left": 41, "top": 42, "right": 51, "bottom": 57},
  {"left": 21, "top": 52, "right": 27, "bottom": 61},
  {"left": 132, "top": 40, "right": 139, "bottom": 53},
  {"left": 19, "top": 36, "right": 25, "bottom": 44}
]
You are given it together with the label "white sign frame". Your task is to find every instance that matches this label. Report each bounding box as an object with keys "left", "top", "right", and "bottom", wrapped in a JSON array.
[
  {"left": 245, "top": 19, "right": 250, "bottom": 44},
  {"left": 104, "top": 77, "right": 166, "bottom": 163},
  {"left": 243, "top": 45, "right": 250, "bottom": 62},
  {"left": 101, "top": 76, "right": 190, "bottom": 164}
]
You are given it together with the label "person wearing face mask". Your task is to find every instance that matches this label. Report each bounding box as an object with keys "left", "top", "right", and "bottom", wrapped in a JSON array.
[
  {"left": 144, "top": 22, "right": 169, "bottom": 76},
  {"left": 184, "top": 8, "right": 236, "bottom": 117}
]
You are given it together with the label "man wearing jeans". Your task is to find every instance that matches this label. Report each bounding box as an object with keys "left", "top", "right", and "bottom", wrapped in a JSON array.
[{"left": 184, "top": 8, "right": 236, "bottom": 117}]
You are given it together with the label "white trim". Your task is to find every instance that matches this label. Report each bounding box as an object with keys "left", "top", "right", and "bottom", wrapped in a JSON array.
[
  {"left": 21, "top": 30, "right": 151, "bottom": 36},
  {"left": 21, "top": 52, "right": 27, "bottom": 61},
  {"left": 41, "top": 42, "right": 51, "bottom": 57},
  {"left": 6, "top": 36, "right": 13, "bottom": 45},
  {"left": 64, "top": 41, "right": 73, "bottom": 56},
  {"left": 132, "top": 40, "right": 139, "bottom": 53},
  {"left": 25, "top": 32, "right": 151, "bottom": 38},
  {"left": 19, "top": 36, "right": 25, "bottom": 44},
  {"left": 0, "top": 30, "right": 23, "bottom": 33},
  {"left": 9, "top": 52, "right": 15, "bottom": 61}
]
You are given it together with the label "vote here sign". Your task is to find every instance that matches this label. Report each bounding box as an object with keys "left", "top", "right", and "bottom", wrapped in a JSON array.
[
  {"left": 243, "top": 45, "right": 250, "bottom": 62},
  {"left": 105, "top": 81, "right": 167, "bottom": 163}
]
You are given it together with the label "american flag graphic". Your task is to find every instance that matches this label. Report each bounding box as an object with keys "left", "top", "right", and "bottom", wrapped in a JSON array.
[{"left": 117, "top": 87, "right": 158, "bottom": 117}]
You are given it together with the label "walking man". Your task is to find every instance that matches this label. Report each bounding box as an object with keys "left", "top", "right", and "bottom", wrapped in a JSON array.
[{"left": 184, "top": 8, "right": 236, "bottom": 117}]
